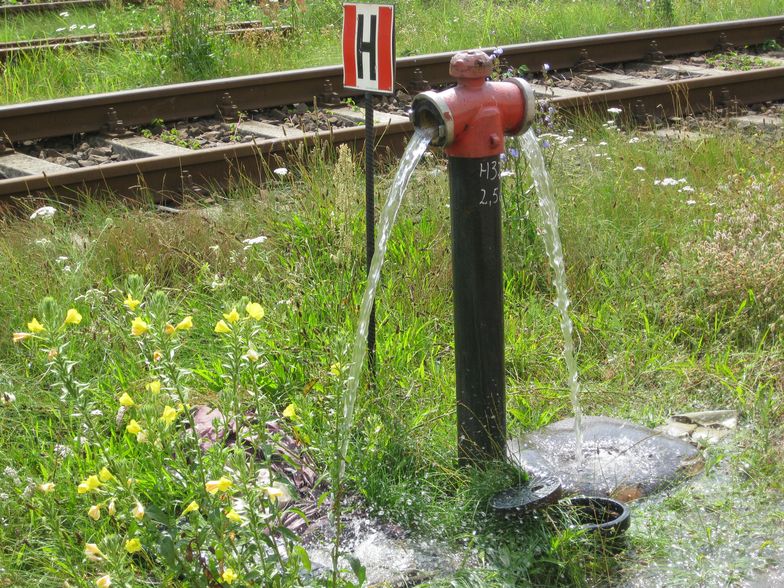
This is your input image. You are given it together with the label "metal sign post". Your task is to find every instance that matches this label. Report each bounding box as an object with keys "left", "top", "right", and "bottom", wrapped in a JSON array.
[{"left": 342, "top": 2, "right": 395, "bottom": 374}]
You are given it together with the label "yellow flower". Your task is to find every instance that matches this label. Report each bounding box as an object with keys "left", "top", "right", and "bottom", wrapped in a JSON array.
[
  {"left": 95, "top": 574, "right": 111, "bottom": 588},
  {"left": 132, "top": 501, "right": 144, "bottom": 521},
  {"left": 145, "top": 380, "right": 161, "bottom": 394},
  {"left": 182, "top": 500, "right": 199, "bottom": 515},
  {"left": 107, "top": 499, "right": 116, "bottom": 517},
  {"left": 12, "top": 332, "right": 31, "bottom": 344},
  {"left": 119, "top": 392, "right": 135, "bottom": 407},
  {"left": 160, "top": 405, "right": 179, "bottom": 426},
  {"left": 282, "top": 403, "right": 296, "bottom": 419},
  {"left": 262, "top": 484, "right": 290, "bottom": 503},
  {"left": 38, "top": 482, "right": 55, "bottom": 493},
  {"left": 243, "top": 348, "right": 260, "bottom": 362},
  {"left": 123, "top": 293, "right": 141, "bottom": 312},
  {"left": 131, "top": 317, "right": 149, "bottom": 337},
  {"left": 205, "top": 476, "right": 233, "bottom": 494},
  {"left": 176, "top": 316, "right": 193, "bottom": 331},
  {"left": 164, "top": 323, "right": 176, "bottom": 336},
  {"left": 84, "top": 543, "right": 105, "bottom": 561},
  {"left": 126, "top": 419, "right": 142, "bottom": 435},
  {"left": 223, "top": 308, "right": 240, "bottom": 324},
  {"left": 221, "top": 568, "right": 238, "bottom": 584},
  {"left": 64, "top": 308, "right": 82, "bottom": 325},
  {"left": 99, "top": 467, "right": 113, "bottom": 483},
  {"left": 245, "top": 302, "right": 264, "bottom": 320},
  {"left": 27, "top": 317, "right": 45, "bottom": 333},
  {"left": 88, "top": 505, "right": 101, "bottom": 521},
  {"left": 214, "top": 320, "right": 231, "bottom": 334},
  {"left": 77, "top": 475, "right": 101, "bottom": 494},
  {"left": 153, "top": 350, "right": 163, "bottom": 362},
  {"left": 225, "top": 508, "right": 243, "bottom": 523},
  {"left": 124, "top": 538, "right": 142, "bottom": 554},
  {"left": 329, "top": 362, "right": 342, "bottom": 377}
]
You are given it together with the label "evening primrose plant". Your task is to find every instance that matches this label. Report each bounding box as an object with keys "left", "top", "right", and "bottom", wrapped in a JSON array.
[{"left": 11, "top": 276, "right": 319, "bottom": 587}]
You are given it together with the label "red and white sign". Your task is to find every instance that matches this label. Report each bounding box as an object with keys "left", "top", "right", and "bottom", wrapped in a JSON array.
[{"left": 342, "top": 3, "right": 395, "bottom": 94}]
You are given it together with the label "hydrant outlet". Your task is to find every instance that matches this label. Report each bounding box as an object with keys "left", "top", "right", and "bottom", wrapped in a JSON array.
[{"left": 409, "top": 50, "right": 535, "bottom": 158}]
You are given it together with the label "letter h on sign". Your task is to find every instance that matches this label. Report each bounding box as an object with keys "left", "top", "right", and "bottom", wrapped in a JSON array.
[{"left": 342, "top": 3, "right": 395, "bottom": 94}]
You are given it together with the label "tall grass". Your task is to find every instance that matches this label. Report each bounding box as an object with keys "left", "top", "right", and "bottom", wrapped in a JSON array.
[{"left": 1, "top": 117, "right": 782, "bottom": 584}]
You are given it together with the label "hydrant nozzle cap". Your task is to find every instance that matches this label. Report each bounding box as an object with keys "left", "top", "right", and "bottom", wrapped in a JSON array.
[{"left": 449, "top": 50, "right": 493, "bottom": 79}]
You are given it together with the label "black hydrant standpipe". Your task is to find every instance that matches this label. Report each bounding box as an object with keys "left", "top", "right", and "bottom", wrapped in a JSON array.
[{"left": 410, "top": 50, "right": 535, "bottom": 466}]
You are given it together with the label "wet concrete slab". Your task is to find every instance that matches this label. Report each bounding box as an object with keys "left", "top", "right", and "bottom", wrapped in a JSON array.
[{"left": 508, "top": 416, "right": 703, "bottom": 501}]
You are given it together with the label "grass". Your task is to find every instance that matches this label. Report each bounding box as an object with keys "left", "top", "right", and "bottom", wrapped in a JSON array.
[
  {"left": 0, "top": 113, "right": 783, "bottom": 585},
  {"left": 2, "top": 0, "right": 784, "bottom": 104},
  {"left": 0, "top": 2, "right": 270, "bottom": 42}
]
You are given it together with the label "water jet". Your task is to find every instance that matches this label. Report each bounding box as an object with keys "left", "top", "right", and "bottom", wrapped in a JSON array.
[{"left": 408, "top": 49, "right": 701, "bottom": 497}]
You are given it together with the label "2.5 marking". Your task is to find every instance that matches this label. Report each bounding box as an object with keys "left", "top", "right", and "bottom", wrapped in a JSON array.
[{"left": 479, "top": 186, "right": 500, "bottom": 206}]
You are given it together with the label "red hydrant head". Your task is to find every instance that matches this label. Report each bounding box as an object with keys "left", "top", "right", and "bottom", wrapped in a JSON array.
[{"left": 410, "top": 50, "right": 535, "bottom": 158}]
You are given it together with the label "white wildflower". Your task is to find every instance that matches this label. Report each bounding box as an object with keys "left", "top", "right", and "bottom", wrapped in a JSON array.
[
  {"left": 242, "top": 236, "right": 268, "bottom": 250},
  {"left": 30, "top": 206, "right": 56, "bottom": 220},
  {"left": 273, "top": 167, "right": 288, "bottom": 176},
  {"left": 633, "top": 166, "right": 645, "bottom": 172}
]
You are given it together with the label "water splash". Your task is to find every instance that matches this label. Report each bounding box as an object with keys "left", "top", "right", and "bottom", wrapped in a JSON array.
[
  {"left": 339, "top": 128, "right": 433, "bottom": 474},
  {"left": 519, "top": 128, "right": 584, "bottom": 465}
]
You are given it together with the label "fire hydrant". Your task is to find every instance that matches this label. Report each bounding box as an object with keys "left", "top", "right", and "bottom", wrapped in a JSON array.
[{"left": 410, "top": 50, "right": 535, "bottom": 466}]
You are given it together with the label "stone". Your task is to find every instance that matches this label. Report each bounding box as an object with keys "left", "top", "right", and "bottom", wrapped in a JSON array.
[
  {"left": 508, "top": 416, "right": 704, "bottom": 500},
  {"left": 672, "top": 409, "right": 738, "bottom": 429},
  {"left": 200, "top": 131, "right": 221, "bottom": 142},
  {"left": 691, "top": 426, "right": 730, "bottom": 444},
  {"left": 655, "top": 421, "right": 697, "bottom": 438}
]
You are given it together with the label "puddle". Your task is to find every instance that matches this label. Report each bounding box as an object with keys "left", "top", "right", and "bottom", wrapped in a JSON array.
[{"left": 622, "top": 430, "right": 784, "bottom": 587}]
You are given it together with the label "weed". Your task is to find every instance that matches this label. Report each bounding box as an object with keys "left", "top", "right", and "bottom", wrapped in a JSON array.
[{"left": 162, "top": 0, "right": 227, "bottom": 81}]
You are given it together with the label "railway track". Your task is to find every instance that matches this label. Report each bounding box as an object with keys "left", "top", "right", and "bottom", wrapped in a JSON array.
[
  {"left": 0, "top": 0, "right": 107, "bottom": 17},
  {"left": 0, "top": 22, "right": 289, "bottom": 62},
  {"left": 1, "top": 16, "right": 783, "bottom": 206}
]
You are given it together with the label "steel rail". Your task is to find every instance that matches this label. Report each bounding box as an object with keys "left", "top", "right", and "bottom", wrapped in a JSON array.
[
  {"left": 2, "top": 66, "right": 782, "bottom": 204},
  {"left": 1, "top": 16, "right": 783, "bottom": 143},
  {"left": 0, "top": 23, "right": 289, "bottom": 62}
]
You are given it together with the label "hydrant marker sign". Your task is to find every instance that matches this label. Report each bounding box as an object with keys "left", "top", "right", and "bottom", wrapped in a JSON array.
[{"left": 342, "top": 3, "right": 395, "bottom": 94}]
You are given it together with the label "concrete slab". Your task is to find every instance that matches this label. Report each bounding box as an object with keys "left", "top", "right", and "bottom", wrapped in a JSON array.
[
  {"left": 327, "top": 107, "right": 410, "bottom": 126},
  {"left": 530, "top": 83, "right": 587, "bottom": 99},
  {"left": 585, "top": 72, "right": 662, "bottom": 88},
  {"left": 659, "top": 64, "right": 730, "bottom": 78},
  {"left": 0, "top": 153, "right": 70, "bottom": 178},
  {"left": 508, "top": 416, "right": 703, "bottom": 501},
  {"left": 237, "top": 120, "right": 305, "bottom": 140},
  {"left": 647, "top": 128, "right": 711, "bottom": 141},
  {"left": 107, "top": 136, "right": 192, "bottom": 160},
  {"left": 730, "top": 113, "right": 783, "bottom": 129}
]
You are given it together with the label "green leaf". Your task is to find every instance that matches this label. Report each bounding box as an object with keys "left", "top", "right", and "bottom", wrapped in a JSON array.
[
  {"left": 159, "top": 533, "right": 177, "bottom": 568},
  {"left": 292, "top": 545, "right": 311, "bottom": 572},
  {"left": 348, "top": 555, "right": 366, "bottom": 585}
]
